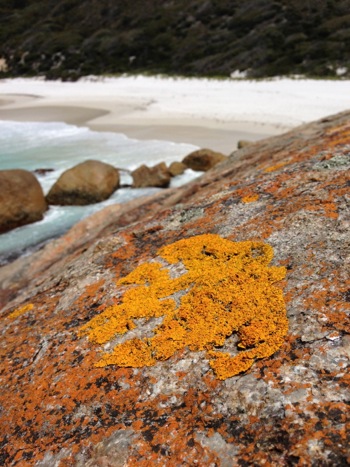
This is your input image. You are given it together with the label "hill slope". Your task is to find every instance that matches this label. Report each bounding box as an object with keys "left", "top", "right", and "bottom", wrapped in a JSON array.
[{"left": 1, "top": 0, "right": 350, "bottom": 79}]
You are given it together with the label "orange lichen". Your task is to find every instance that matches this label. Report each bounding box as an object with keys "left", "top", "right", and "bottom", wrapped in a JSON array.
[
  {"left": 80, "top": 234, "right": 288, "bottom": 379},
  {"left": 241, "top": 194, "right": 259, "bottom": 203},
  {"left": 7, "top": 303, "right": 34, "bottom": 319},
  {"left": 264, "top": 161, "right": 289, "bottom": 173}
]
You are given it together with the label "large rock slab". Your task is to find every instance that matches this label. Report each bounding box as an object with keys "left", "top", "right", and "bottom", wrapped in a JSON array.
[
  {"left": 182, "top": 148, "right": 228, "bottom": 171},
  {"left": 0, "top": 169, "right": 47, "bottom": 233},
  {"left": 0, "top": 111, "right": 349, "bottom": 466},
  {"left": 46, "top": 159, "right": 120, "bottom": 205}
]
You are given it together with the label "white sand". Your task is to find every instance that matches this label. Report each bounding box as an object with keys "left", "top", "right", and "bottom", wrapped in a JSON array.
[{"left": 0, "top": 76, "right": 349, "bottom": 153}]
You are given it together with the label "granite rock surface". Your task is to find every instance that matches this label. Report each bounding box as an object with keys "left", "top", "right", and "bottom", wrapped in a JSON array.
[{"left": 0, "top": 111, "right": 349, "bottom": 466}]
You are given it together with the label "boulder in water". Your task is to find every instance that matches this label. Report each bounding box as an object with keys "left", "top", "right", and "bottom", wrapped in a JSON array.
[
  {"left": 0, "top": 169, "right": 47, "bottom": 233},
  {"left": 237, "top": 139, "right": 253, "bottom": 149},
  {"left": 46, "top": 160, "right": 120, "bottom": 205},
  {"left": 132, "top": 162, "right": 171, "bottom": 188},
  {"left": 182, "top": 148, "right": 228, "bottom": 171},
  {"left": 168, "top": 161, "right": 186, "bottom": 176}
]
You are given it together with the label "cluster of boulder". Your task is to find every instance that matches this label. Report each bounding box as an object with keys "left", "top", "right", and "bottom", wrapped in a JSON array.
[{"left": 0, "top": 148, "right": 227, "bottom": 234}]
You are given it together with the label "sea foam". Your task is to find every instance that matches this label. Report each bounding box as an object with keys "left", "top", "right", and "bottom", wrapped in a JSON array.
[{"left": 0, "top": 120, "right": 199, "bottom": 264}]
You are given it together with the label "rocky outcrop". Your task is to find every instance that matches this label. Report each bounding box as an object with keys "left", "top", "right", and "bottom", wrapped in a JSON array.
[
  {"left": 182, "top": 148, "right": 228, "bottom": 171},
  {"left": 46, "top": 159, "right": 120, "bottom": 205},
  {"left": 0, "top": 111, "right": 349, "bottom": 466},
  {"left": 168, "top": 161, "right": 186, "bottom": 176},
  {"left": 132, "top": 162, "right": 171, "bottom": 188},
  {"left": 0, "top": 169, "right": 47, "bottom": 233}
]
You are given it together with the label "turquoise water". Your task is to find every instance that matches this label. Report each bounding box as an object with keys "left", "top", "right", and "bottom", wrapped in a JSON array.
[{"left": 0, "top": 120, "right": 199, "bottom": 264}]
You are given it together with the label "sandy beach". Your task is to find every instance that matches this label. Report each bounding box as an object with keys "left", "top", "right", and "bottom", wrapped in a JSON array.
[{"left": 1, "top": 76, "right": 350, "bottom": 153}]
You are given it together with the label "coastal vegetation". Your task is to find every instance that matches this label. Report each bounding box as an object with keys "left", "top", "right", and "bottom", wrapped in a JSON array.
[{"left": 0, "top": 0, "right": 349, "bottom": 79}]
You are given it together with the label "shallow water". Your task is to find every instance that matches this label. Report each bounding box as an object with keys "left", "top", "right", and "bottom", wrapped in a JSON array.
[{"left": 0, "top": 120, "right": 199, "bottom": 264}]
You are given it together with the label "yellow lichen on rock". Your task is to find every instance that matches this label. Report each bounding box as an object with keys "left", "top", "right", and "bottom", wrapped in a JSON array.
[
  {"left": 264, "top": 161, "right": 289, "bottom": 173},
  {"left": 242, "top": 194, "right": 259, "bottom": 203},
  {"left": 79, "top": 234, "right": 288, "bottom": 379},
  {"left": 7, "top": 303, "right": 34, "bottom": 319}
]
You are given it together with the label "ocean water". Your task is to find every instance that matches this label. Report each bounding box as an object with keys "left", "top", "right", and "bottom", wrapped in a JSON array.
[{"left": 0, "top": 120, "right": 199, "bottom": 265}]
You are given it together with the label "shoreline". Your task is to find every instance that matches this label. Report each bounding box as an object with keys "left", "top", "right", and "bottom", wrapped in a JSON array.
[
  {"left": 0, "top": 93, "right": 284, "bottom": 153},
  {"left": 1, "top": 76, "right": 350, "bottom": 153}
]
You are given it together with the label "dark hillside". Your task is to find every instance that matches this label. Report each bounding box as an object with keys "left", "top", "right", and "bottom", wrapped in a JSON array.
[{"left": 0, "top": 0, "right": 350, "bottom": 79}]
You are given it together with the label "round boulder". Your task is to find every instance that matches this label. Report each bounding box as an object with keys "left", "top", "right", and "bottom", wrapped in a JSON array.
[
  {"left": 0, "top": 169, "right": 47, "bottom": 233},
  {"left": 132, "top": 162, "right": 171, "bottom": 188},
  {"left": 46, "top": 160, "right": 120, "bottom": 205},
  {"left": 168, "top": 161, "right": 186, "bottom": 177},
  {"left": 182, "top": 148, "right": 228, "bottom": 171}
]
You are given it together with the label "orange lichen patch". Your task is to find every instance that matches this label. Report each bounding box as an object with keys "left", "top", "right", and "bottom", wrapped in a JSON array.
[
  {"left": 263, "top": 161, "right": 289, "bottom": 173},
  {"left": 80, "top": 234, "right": 288, "bottom": 379},
  {"left": 7, "top": 303, "right": 34, "bottom": 319},
  {"left": 128, "top": 428, "right": 220, "bottom": 466},
  {"left": 241, "top": 194, "right": 259, "bottom": 203},
  {"left": 324, "top": 123, "right": 350, "bottom": 147},
  {"left": 74, "top": 279, "right": 105, "bottom": 307},
  {"left": 280, "top": 401, "right": 349, "bottom": 462},
  {"left": 125, "top": 389, "right": 222, "bottom": 466},
  {"left": 230, "top": 155, "right": 348, "bottom": 238},
  {"left": 302, "top": 278, "right": 350, "bottom": 333},
  {"left": 303, "top": 199, "right": 339, "bottom": 219}
]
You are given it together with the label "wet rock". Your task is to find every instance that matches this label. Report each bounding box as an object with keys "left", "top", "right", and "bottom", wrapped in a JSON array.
[
  {"left": 132, "top": 162, "right": 171, "bottom": 188},
  {"left": 33, "top": 168, "right": 55, "bottom": 175},
  {"left": 168, "top": 161, "right": 186, "bottom": 177},
  {"left": 1, "top": 111, "right": 350, "bottom": 466},
  {"left": 237, "top": 139, "right": 253, "bottom": 149},
  {"left": 0, "top": 169, "right": 47, "bottom": 233},
  {"left": 46, "top": 159, "right": 120, "bottom": 205},
  {"left": 182, "top": 148, "right": 228, "bottom": 171}
]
